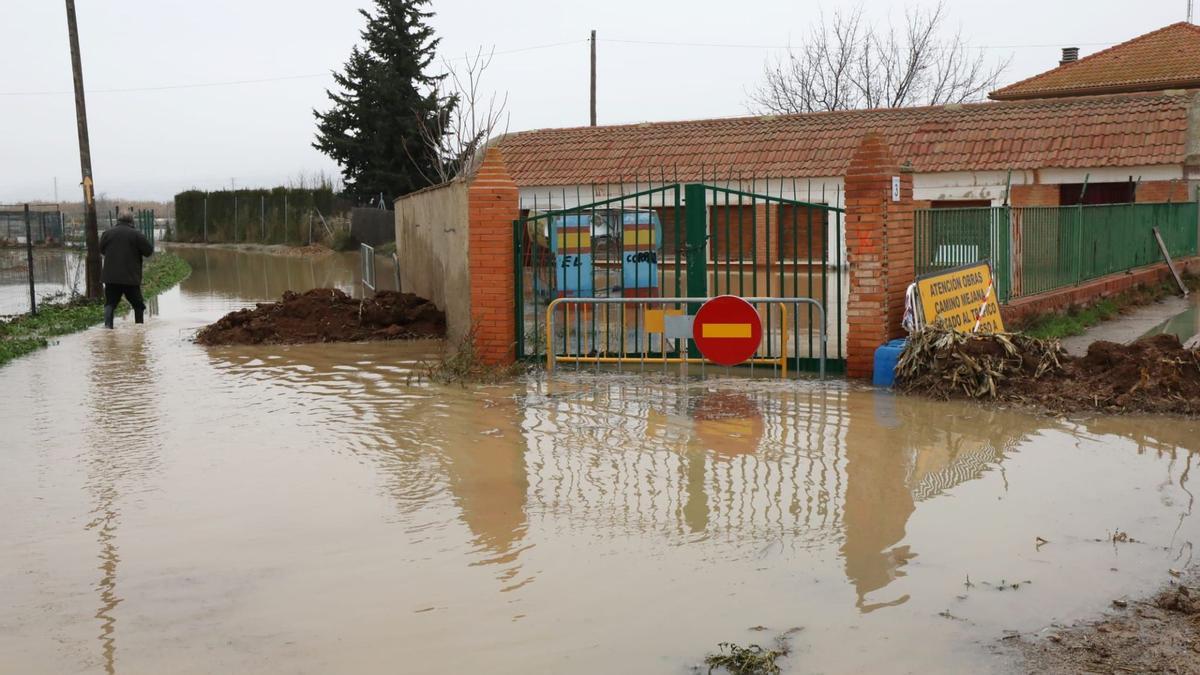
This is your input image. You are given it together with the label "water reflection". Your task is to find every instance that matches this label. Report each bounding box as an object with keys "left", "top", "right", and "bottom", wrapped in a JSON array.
[
  {"left": 0, "top": 248, "right": 86, "bottom": 314},
  {"left": 200, "top": 341, "right": 1065, "bottom": 615},
  {"left": 167, "top": 245, "right": 399, "bottom": 305},
  {"left": 84, "top": 328, "right": 162, "bottom": 674}
]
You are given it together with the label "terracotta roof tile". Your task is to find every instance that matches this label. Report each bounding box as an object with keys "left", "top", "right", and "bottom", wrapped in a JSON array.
[
  {"left": 496, "top": 92, "right": 1192, "bottom": 187},
  {"left": 990, "top": 23, "right": 1200, "bottom": 100}
]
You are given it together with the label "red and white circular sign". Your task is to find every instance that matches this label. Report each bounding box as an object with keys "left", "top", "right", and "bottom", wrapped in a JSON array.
[{"left": 693, "top": 295, "right": 763, "bottom": 366}]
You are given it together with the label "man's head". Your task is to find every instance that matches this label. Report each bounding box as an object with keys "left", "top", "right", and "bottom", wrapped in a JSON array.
[{"left": 117, "top": 212, "right": 134, "bottom": 225}]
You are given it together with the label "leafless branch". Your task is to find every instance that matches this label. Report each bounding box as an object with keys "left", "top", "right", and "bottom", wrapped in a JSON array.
[
  {"left": 748, "top": 2, "right": 1009, "bottom": 114},
  {"left": 410, "top": 47, "right": 511, "bottom": 185}
]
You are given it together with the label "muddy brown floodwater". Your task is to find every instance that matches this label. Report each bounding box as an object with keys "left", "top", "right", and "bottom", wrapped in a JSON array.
[{"left": 2, "top": 246, "right": 1199, "bottom": 674}]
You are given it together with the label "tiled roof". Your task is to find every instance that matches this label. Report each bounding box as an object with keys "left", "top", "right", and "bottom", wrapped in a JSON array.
[
  {"left": 990, "top": 22, "right": 1200, "bottom": 100},
  {"left": 496, "top": 92, "right": 1192, "bottom": 186}
]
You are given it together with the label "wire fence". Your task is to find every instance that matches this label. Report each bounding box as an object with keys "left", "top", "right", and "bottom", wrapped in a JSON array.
[
  {"left": 0, "top": 205, "right": 65, "bottom": 245},
  {"left": 0, "top": 205, "right": 88, "bottom": 317}
]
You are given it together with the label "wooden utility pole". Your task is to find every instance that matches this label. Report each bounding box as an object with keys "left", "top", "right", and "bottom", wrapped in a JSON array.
[
  {"left": 65, "top": 0, "right": 101, "bottom": 299},
  {"left": 590, "top": 30, "right": 597, "bottom": 126}
]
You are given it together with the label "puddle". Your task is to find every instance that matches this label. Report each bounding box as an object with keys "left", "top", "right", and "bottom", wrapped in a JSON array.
[
  {"left": 1143, "top": 293, "right": 1200, "bottom": 344},
  {"left": 2, "top": 247, "right": 1199, "bottom": 674}
]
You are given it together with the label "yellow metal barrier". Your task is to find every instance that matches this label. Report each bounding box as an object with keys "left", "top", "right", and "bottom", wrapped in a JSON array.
[{"left": 544, "top": 296, "right": 826, "bottom": 378}]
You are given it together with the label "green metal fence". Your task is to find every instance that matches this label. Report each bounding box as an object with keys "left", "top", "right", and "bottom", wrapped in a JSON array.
[
  {"left": 136, "top": 209, "right": 155, "bottom": 247},
  {"left": 916, "top": 201, "right": 1198, "bottom": 302},
  {"left": 914, "top": 206, "right": 1011, "bottom": 300},
  {"left": 513, "top": 176, "right": 846, "bottom": 373}
]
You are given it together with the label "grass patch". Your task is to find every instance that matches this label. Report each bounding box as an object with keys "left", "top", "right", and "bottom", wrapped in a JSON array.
[
  {"left": 374, "top": 241, "right": 396, "bottom": 256},
  {"left": 0, "top": 252, "right": 191, "bottom": 368},
  {"left": 1016, "top": 273, "right": 1200, "bottom": 340}
]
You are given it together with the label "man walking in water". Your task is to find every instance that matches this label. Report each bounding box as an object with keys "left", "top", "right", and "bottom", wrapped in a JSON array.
[{"left": 100, "top": 212, "right": 154, "bottom": 328}]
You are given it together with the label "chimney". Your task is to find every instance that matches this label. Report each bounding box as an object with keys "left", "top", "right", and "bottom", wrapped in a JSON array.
[{"left": 1060, "top": 47, "right": 1079, "bottom": 65}]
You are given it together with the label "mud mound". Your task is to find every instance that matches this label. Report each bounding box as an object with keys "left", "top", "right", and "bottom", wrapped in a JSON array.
[
  {"left": 196, "top": 288, "right": 445, "bottom": 346},
  {"left": 896, "top": 327, "right": 1200, "bottom": 415}
]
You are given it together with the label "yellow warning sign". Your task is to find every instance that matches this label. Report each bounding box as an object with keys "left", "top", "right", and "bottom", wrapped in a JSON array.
[{"left": 915, "top": 261, "right": 1005, "bottom": 333}]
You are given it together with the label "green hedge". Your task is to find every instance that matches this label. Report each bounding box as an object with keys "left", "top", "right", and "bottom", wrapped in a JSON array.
[{"left": 174, "top": 187, "right": 344, "bottom": 244}]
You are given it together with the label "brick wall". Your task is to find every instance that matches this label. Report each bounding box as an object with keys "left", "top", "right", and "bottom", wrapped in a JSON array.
[
  {"left": 843, "top": 133, "right": 915, "bottom": 379},
  {"left": 709, "top": 205, "right": 757, "bottom": 260},
  {"left": 778, "top": 205, "right": 827, "bottom": 262},
  {"left": 467, "top": 148, "right": 520, "bottom": 364},
  {"left": 1136, "top": 180, "right": 1192, "bottom": 203},
  {"left": 1010, "top": 183, "right": 1059, "bottom": 207},
  {"left": 753, "top": 202, "right": 776, "bottom": 269},
  {"left": 653, "top": 206, "right": 686, "bottom": 257}
]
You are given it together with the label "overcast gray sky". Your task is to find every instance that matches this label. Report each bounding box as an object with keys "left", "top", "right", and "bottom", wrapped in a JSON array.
[{"left": 1, "top": 0, "right": 1190, "bottom": 202}]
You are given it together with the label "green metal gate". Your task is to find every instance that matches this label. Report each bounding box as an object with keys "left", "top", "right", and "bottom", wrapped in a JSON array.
[{"left": 514, "top": 178, "right": 845, "bottom": 373}]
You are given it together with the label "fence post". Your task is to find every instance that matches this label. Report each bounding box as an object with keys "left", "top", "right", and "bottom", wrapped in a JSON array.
[
  {"left": 284, "top": 192, "right": 289, "bottom": 245},
  {"left": 234, "top": 192, "right": 238, "bottom": 243},
  {"left": 203, "top": 193, "right": 208, "bottom": 243},
  {"left": 24, "top": 204, "right": 36, "bottom": 315},
  {"left": 260, "top": 194, "right": 265, "bottom": 242},
  {"left": 683, "top": 183, "right": 708, "bottom": 301}
]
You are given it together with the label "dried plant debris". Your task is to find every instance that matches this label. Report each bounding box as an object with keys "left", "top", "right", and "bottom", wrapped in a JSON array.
[
  {"left": 703, "top": 641, "right": 789, "bottom": 675},
  {"left": 895, "top": 324, "right": 1200, "bottom": 415}
]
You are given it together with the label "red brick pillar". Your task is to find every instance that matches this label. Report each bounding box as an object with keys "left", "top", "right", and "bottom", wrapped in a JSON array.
[
  {"left": 844, "top": 134, "right": 914, "bottom": 379},
  {"left": 886, "top": 169, "right": 915, "bottom": 340},
  {"left": 467, "top": 148, "right": 520, "bottom": 364}
]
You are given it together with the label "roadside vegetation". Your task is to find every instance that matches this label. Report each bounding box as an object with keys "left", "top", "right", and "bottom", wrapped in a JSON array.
[
  {"left": 0, "top": 252, "right": 190, "bottom": 367},
  {"left": 329, "top": 227, "right": 359, "bottom": 251},
  {"left": 425, "top": 329, "right": 526, "bottom": 385},
  {"left": 1016, "top": 273, "right": 1200, "bottom": 340}
]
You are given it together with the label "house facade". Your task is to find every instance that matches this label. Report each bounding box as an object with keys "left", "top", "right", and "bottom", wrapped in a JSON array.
[{"left": 396, "top": 22, "right": 1200, "bottom": 372}]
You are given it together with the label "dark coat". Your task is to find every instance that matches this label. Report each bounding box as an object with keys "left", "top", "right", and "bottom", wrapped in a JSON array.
[{"left": 100, "top": 223, "right": 154, "bottom": 285}]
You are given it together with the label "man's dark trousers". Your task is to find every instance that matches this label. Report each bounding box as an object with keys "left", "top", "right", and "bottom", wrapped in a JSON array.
[{"left": 104, "top": 283, "right": 145, "bottom": 326}]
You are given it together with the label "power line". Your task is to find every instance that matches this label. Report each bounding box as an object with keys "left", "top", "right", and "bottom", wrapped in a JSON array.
[
  {"left": 1, "top": 72, "right": 332, "bottom": 97},
  {"left": 600, "top": 37, "right": 1121, "bottom": 51},
  {"left": 0, "top": 39, "right": 586, "bottom": 97}
]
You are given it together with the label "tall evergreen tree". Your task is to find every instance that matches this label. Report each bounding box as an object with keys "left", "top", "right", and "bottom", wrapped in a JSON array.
[{"left": 314, "top": 0, "right": 451, "bottom": 203}]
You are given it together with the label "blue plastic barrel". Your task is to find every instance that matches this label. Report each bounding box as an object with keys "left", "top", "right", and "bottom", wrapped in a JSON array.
[{"left": 872, "top": 339, "right": 908, "bottom": 388}]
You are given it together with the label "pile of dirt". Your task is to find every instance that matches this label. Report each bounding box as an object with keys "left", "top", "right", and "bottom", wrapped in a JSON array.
[
  {"left": 196, "top": 288, "right": 445, "bottom": 346},
  {"left": 277, "top": 243, "right": 334, "bottom": 257},
  {"left": 896, "top": 327, "right": 1200, "bottom": 415},
  {"left": 1017, "top": 573, "right": 1200, "bottom": 674}
]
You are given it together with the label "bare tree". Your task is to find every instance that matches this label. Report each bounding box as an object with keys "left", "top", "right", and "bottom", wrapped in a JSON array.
[
  {"left": 411, "top": 47, "right": 510, "bottom": 185},
  {"left": 749, "top": 2, "right": 1010, "bottom": 114}
]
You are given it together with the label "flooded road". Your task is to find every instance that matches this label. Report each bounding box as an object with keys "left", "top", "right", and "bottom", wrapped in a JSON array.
[{"left": 2, "top": 247, "right": 1199, "bottom": 674}]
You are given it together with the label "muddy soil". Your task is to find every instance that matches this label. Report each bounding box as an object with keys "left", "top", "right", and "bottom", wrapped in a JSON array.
[
  {"left": 1017, "top": 569, "right": 1200, "bottom": 674},
  {"left": 195, "top": 288, "right": 445, "bottom": 345},
  {"left": 898, "top": 331, "right": 1200, "bottom": 415}
]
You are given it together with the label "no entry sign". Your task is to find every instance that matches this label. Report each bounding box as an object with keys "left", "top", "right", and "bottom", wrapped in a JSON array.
[{"left": 693, "top": 295, "right": 763, "bottom": 366}]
